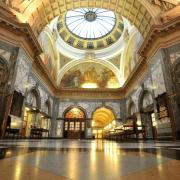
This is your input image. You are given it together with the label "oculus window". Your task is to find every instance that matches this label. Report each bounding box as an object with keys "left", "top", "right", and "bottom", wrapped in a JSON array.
[{"left": 66, "top": 8, "right": 116, "bottom": 39}]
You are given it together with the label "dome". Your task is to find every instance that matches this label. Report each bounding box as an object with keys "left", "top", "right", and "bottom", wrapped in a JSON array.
[
  {"left": 66, "top": 8, "right": 116, "bottom": 39},
  {"left": 57, "top": 8, "right": 124, "bottom": 50}
]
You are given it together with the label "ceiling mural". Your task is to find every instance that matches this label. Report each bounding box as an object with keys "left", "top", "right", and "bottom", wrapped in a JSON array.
[{"left": 59, "top": 62, "right": 120, "bottom": 89}]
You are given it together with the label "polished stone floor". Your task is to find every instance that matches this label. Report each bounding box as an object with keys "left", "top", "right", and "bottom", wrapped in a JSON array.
[{"left": 0, "top": 140, "right": 180, "bottom": 180}]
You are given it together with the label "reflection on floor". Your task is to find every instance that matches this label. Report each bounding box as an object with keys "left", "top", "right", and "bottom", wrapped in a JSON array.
[{"left": 0, "top": 140, "right": 180, "bottom": 180}]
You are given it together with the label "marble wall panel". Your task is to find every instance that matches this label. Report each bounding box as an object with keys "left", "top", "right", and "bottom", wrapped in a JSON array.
[
  {"left": 150, "top": 55, "right": 166, "bottom": 97},
  {"left": 14, "top": 49, "right": 31, "bottom": 95},
  {"left": 58, "top": 101, "right": 75, "bottom": 118},
  {"left": 0, "top": 49, "right": 11, "bottom": 62}
]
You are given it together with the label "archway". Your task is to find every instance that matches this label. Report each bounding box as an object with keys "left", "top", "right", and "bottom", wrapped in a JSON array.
[
  {"left": 39, "top": 100, "right": 52, "bottom": 137},
  {"left": 139, "top": 90, "right": 156, "bottom": 139},
  {"left": 92, "top": 107, "right": 115, "bottom": 139},
  {"left": 22, "top": 88, "right": 41, "bottom": 137},
  {"left": 63, "top": 106, "right": 86, "bottom": 139}
]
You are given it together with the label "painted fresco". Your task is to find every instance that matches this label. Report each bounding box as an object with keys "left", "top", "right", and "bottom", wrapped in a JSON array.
[
  {"left": 38, "top": 30, "right": 58, "bottom": 80},
  {"left": 60, "top": 63, "right": 120, "bottom": 88}
]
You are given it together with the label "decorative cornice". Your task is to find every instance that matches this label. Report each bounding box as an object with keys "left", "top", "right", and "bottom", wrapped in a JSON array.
[
  {"left": 0, "top": 5, "right": 42, "bottom": 57},
  {"left": 139, "top": 16, "right": 180, "bottom": 59},
  {"left": 57, "top": 88, "right": 125, "bottom": 100}
]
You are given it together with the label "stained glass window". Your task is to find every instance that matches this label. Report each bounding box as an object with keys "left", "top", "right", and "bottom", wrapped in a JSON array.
[
  {"left": 65, "top": 108, "right": 85, "bottom": 119},
  {"left": 66, "top": 8, "right": 116, "bottom": 39}
]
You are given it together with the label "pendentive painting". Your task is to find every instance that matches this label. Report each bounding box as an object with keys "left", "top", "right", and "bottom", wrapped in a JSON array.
[{"left": 60, "top": 63, "right": 120, "bottom": 88}]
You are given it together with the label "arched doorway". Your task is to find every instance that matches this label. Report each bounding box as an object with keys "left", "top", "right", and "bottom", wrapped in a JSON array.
[
  {"left": 92, "top": 107, "right": 115, "bottom": 139},
  {"left": 139, "top": 90, "right": 157, "bottom": 139},
  {"left": 40, "top": 100, "right": 51, "bottom": 137},
  {"left": 63, "top": 107, "right": 86, "bottom": 139},
  {"left": 22, "top": 88, "right": 41, "bottom": 137}
]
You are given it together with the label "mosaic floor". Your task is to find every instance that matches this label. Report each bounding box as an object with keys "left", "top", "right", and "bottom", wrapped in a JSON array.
[{"left": 0, "top": 139, "right": 180, "bottom": 180}]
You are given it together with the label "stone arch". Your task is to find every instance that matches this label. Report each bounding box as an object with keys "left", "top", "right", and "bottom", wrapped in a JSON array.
[
  {"left": 121, "top": 30, "right": 142, "bottom": 80},
  {"left": 25, "top": 86, "right": 41, "bottom": 110},
  {"left": 44, "top": 99, "right": 52, "bottom": 116},
  {"left": 57, "top": 59, "right": 122, "bottom": 86},
  {"left": 138, "top": 89, "right": 155, "bottom": 112},
  {"left": 91, "top": 106, "right": 116, "bottom": 127},
  {"left": 63, "top": 105, "right": 87, "bottom": 119},
  {"left": 91, "top": 105, "right": 117, "bottom": 120}
]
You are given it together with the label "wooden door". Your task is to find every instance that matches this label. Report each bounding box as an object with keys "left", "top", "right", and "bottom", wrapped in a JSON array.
[{"left": 64, "top": 119, "right": 85, "bottom": 139}]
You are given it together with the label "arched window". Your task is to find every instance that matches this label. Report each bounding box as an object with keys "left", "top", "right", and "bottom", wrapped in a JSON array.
[
  {"left": 26, "top": 89, "right": 40, "bottom": 109},
  {"left": 65, "top": 107, "right": 85, "bottom": 119}
]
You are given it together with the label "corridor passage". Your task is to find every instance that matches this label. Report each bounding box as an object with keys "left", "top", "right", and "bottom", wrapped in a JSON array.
[{"left": 0, "top": 139, "right": 180, "bottom": 180}]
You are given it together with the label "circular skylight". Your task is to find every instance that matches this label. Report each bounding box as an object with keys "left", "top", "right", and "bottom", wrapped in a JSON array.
[{"left": 66, "top": 8, "right": 116, "bottom": 39}]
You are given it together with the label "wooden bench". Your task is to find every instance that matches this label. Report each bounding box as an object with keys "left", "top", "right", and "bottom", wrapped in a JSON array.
[
  {"left": 5, "top": 128, "right": 20, "bottom": 138},
  {"left": 30, "top": 127, "right": 49, "bottom": 138},
  {"left": 105, "top": 119, "right": 146, "bottom": 141}
]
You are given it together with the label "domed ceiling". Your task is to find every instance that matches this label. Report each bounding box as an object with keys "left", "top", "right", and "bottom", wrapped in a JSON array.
[
  {"left": 66, "top": 8, "right": 116, "bottom": 39},
  {"left": 57, "top": 8, "right": 124, "bottom": 50},
  {"left": 38, "top": 7, "right": 143, "bottom": 90}
]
